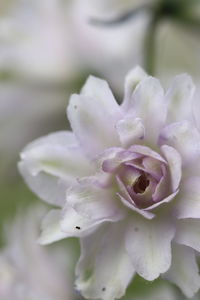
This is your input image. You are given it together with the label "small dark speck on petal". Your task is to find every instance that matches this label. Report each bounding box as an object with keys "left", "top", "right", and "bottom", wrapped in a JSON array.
[
  {"left": 74, "top": 105, "right": 77, "bottom": 109},
  {"left": 102, "top": 287, "right": 106, "bottom": 292},
  {"left": 75, "top": 226, "right": 81, "bottom": 230},
  {"left": 134, "top": 227, "right": 139, "bottom": 232}
]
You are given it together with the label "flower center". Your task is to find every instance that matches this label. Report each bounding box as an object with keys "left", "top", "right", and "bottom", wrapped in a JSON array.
[{"left": 132, "top": 173, "right": 150, "bottom": 194}]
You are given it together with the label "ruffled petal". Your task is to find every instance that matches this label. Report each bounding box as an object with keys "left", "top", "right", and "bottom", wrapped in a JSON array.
[
  {"left": 160, "top": 121, "right": 200, "bottom": 165},
  {"left": 164, "top": 244, "right": 200, "bottom": 298},
  {"left": 76, "top": 222, "right": 135, "bottom": 300},
  {"left": 175, "top": 219, "right": 200, "bottom": 252},
  {"left": 61, "top": 205, "right": 100, "bottom": 238},
  {"left": 173, "top": 177, "right": 200, "bottom": 219},
  {"left": 38, "top": 209, "right": 68, "bottom": 245},
  {"left": 67, "top": 76, "right": 122, "bottom": 158},
  {"left": 130, "top": 76, "right": 166, "bottom": 143},
  {"left": 116, "top": 116, "right": 145, "bottom": 147},
  {"left": 125, "top": 214, "right": 175, "bottom": 280},
  {"left": 19, "top": 131, "right": 93, "bottom": 206},
  {"left": 166, "top": 74, "right": 195, "bottom": 123},
  {"left": 19, "top": 161, "right": 68, "bottom": 206},
  {"left": 161, "top": 145, "right": 182, "bottom": 192},
  {"left": 122, "top": 66, "right": 147, "bottom": 110},
  {"left": 66, "top": 182, "right": 126, "bottom": 222}
]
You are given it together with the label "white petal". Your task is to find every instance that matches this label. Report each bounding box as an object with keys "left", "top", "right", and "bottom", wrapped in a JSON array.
[
  {"left": 20, "top": 131, "right": 93, "bottom": 180},
  {"left": 130, "top": 76, "right": 166, "bottom": 143},
  {"left": 166, "top": 74, "right": 195, "bottom": 123},
  {"left": 125, "top": 215, "right": 175, "bottom": 280},
  {"left": 161, "top": 145, "right": 182, "bottom": 192},
  {"left": 122, "top": 66, "right": 147, "bottom": 110},
  {"left": 81, "top": 75, "right": 121, "bottom": 116},
  {"left": 66, "top": 183, "right": 125, "bottom": 222},
  {"left": 76, "top": 222, "right": 135, "bottom": 300},
  {"left": 164, "top": 244, "right": 200, "bottom": 298},
  {"left": 175, "top": 219, "right": 200, "bottom": 252},
  {"left": 160, "top": 121, "right": 200, "bottom": 165},
  {"left": 19, "top": 161, "right": 68, "bottom": 206},
  {"left": 38, "top": 209, "right": 68, "bottom": 245},
  {"left": 116, "top": 116, "right": 145, "bottom": 147},
  {"left": 173, "top": 177, "right": 200, "bottom": 219},
  {"left": 61, "top": 205, "right": 100, "bottom": 238},
  {"left": 67, "top": 76, "right": 121, "bottom": 158}
]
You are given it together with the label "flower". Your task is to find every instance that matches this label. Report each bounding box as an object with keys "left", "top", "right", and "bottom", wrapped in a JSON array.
[
  {"left": 19, "top": 66, "right": 200, "bottom": 300},
  {"left": 0, "top": 205, "right": 81, "bottom": 300}
]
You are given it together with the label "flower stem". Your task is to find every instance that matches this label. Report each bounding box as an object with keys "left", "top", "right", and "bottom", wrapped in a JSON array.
[{"left": 144, "top": 17, "right": 159, "bottom": 76}]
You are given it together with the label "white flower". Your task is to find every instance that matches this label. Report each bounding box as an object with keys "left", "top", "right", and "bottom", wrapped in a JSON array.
[
  {"left": 19, "top": 66, "right": 200, "bottom": 300},
  {"left": 0, "top": 205, "right": 80, "bottom": 300}
]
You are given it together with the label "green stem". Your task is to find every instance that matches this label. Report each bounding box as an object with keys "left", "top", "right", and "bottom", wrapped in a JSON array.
[{"left": 144, "top": 17, "right": 159, "bottom": 76}]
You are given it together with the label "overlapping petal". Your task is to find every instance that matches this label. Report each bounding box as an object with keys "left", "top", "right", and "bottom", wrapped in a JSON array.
[
  {"left": 67, "top": 76, "right": 122, "bottom": 158},
  {"left": 125, "top": 215, "right": 175, "bottom": 280},
  {"left": 76, "top": 222, "right": 135, "bottom": 300},
  {"left": 164, "top": 244, "right": 200, "bottom": 298}
]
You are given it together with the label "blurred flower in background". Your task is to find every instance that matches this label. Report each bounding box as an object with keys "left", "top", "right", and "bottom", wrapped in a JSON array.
[
  {"left": 1, "top": 0, "right": 200, "bottom": 300},
  {"left": 0, "top": 205, "right": 81, "bottom": 300}
]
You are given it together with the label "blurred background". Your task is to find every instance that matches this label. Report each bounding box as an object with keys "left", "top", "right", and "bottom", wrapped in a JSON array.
[{"left": 0, "top": 0, "right": 200, "bottom": 299}]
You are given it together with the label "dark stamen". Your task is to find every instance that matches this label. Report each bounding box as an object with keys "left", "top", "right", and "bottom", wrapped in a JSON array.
[{"left": 133, "top": 174, "right": 150, "bottom": 194}]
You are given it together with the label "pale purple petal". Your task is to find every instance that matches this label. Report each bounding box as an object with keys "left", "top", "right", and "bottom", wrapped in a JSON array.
[
  {"left": 117, "top": 193, "right": 155, "bottom": 220},
  {"left": 161, "top": 145, "right": 182, "bottom": 192},
  {"left": 125, "top": 214, "right": 175, "bottom": 280},
  {"left": 102, "top": 149, "right": 141, "bottom": 173},
  {"left": 129, "top": 145, "right": 166, "bottom": 163},
  {"left": 163, "top": 244, "right": 200, "bottom": 298},
  {"left": 160, "top": 121, "right": 200, "bottom": 165},
  {"left": 145, "top": 190, "right": 179, "bottom": 211},
  {"left": 142, "top": 157, "right": 163, "bottom": 181}
]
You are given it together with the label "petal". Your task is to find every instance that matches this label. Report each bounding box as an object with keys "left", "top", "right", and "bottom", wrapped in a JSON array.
[
  {"left": 117, "top": 193, "right": 154, "bottom": 220},
  {"left": 166, "top": 74, "right": 195, "bottom": 123},
  {"left": 116, "top": 116, "right": 145, "bottom": 147},
  {"left": 145, "top": 190, "right": 179, "bottom": 211},
  {"left": 122, "top": 66, "right": 147, "bottom": 111},
  {"left": 38, "top": 209, "right": 68, "bottom": 245},
  {"left": 19, "top": 131, "right": 93, "bottom": 206},
  {"left": 161, "top": 145, "right": 182, "bottom": 192},
  {"left": 160, "top": 121, "right": 200, "bottom": 165},
  {"left": 67, "top": 76, "right": 121, "bottom": 158},
  {"left": 175, "top": 219, "right": 200, "bottom": 252},
  {"left": 173, "top": 177, "right": 200, "bottom": 219},
  {"left": 81, "top": 75, "right": 121, "bottom": 116},
  {"left": 19, "top": 161, "right": 68, "bottom": 206},
  {"left": 76, "top": 222, "right": 135, "bottom": 300},
  {"left": 102, "top": 149, "right": 141, "bottom": 173},
  {"left": 20, "top": 131, "right": 93, "bottom": 180},
  {"left": 61, "top": 205, "right": 100, "bottom": 238},
  {"left": 125, "top": 214, "right": 175, "bottom": 280},
  {"left": 129, "top": 145, "right": 166, "bottom": 163},
  {"left": 130, "top": 77, "right": 166, "bottom": 143},
  {"left": 66, "top": 182, "right": 125, "bottom": 222},
  {"left": 164, "top": 244, "right": 200, "bottom": 298}
]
